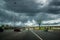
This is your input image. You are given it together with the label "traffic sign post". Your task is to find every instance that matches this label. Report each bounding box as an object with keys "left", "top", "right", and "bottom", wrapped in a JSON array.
[{"left": 37, "top": 20, "right": 42, "bottom": 30}]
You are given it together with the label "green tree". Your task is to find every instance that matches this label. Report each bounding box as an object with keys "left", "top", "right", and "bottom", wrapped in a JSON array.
[{"left": 1, "top": 25, "right": 4, "bottom": 27}]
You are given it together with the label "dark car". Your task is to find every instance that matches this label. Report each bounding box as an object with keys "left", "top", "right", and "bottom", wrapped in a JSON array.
[
  {"left": 44, "top": 27, "right": 48, "bottom": 32},
  {"left": 0, "top": 27, "right": 4, "bottom": 32},
  {"left": 44, "top": 29, "right": 48, "bottom": 32},
  {"left": 14, "top": 28, "right": 21, "bottom": 32}
]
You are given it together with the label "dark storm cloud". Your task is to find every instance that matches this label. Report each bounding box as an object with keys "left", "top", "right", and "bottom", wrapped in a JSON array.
[
  {"left": 0, "top": 9, "right": 32, "bottom": 23},
  {"left": 0, "top": 0, "right": 60, "bottom": 26},
  {"left": 0, "top": 11, "right": 12, "bottom": 22},
  {"left": 0, "top": 9, "right": 21, "bottom": 22},
  {"left": 43, "top": 0, "right": 60, "bottom": 14},
  {"left": 34, "top": 13, "right": 57, "bottom": 21},
  {"left": 4, "top": 0, "right": 60, "bottom": 15},
  {"left": 50, "top": 0, "right": 60, "bottom": 6},
  {"left": 4, "top": 0, "right": 41, "bottom": 16},
  {"left": 44, "top": 6, "right": 60, "bottom": 14}
]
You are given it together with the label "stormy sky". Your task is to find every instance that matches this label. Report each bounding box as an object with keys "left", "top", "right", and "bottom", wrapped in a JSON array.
[{"left": 0, "top": 0, "right": 60, "bottom": 26}]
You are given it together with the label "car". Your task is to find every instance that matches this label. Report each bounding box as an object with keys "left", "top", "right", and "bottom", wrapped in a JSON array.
[
  {"left": 44, "top": 29, "right": 48, "bottom": 32},
  {"left": 0, "top": 27, "right": 4, "bottom": 32},
  {"left": 14, "top": 28, "right": 21, "bottom": 32},
  {"left": 44, "top": 27, "right": 48, "bottom": 32}
]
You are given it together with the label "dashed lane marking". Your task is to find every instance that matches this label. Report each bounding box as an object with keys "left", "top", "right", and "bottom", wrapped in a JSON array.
[{"left": 30, "top": 30, "right": 43, "bottom": 40}]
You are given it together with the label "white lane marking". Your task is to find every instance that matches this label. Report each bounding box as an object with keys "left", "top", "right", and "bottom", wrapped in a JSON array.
[{"left": 30, "top": 30, "right": 43, "bottom": 40}]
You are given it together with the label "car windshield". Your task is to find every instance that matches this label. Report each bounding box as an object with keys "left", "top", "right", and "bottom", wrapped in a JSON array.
[{"left": 0, "top": 0, "right": 60, "bottom": 40}]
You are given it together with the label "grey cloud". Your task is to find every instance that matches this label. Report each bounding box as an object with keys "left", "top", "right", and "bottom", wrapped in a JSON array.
[
  {"left": 43, "top": 6, "right": 60, "bottom": 14},
  {"left": 0, "top": 9, "right": 32, "bottom": 23},
  {"left": 0, "top": 10, "right": 20, "bottom": 22},
  {"left": 50, "top": 0, "right": 60, "bottom": 6},
  {"left": 34, "top": 13, "right": 57, "bottom": 21},
  {"left": 43, "top": 0, "right": 60, "bottom": 14},
  {"left": 4, "top": 0, "right": 41, "bottom": 16},
  {"left": 4, "top": 0, "right": 60, "bottom": 15},
  {"left": 43, "top": 22, "right": 60, "bottom": 25},
  {"left": 0, "top": 0, "right": 60, "bottom": 26}
]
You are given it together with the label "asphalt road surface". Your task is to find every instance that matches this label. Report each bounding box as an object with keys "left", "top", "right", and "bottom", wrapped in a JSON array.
[
  {"left": 0, "top": 30, "right": 60, "bottom": 40},
  {"left": 33, "top": 30, "right": 60, "bottom": 40}
]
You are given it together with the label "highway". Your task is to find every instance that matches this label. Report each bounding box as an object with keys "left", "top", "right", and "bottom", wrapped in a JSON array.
[{"left": 0, "top": 30, "right": 60, "bottom": 40}]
